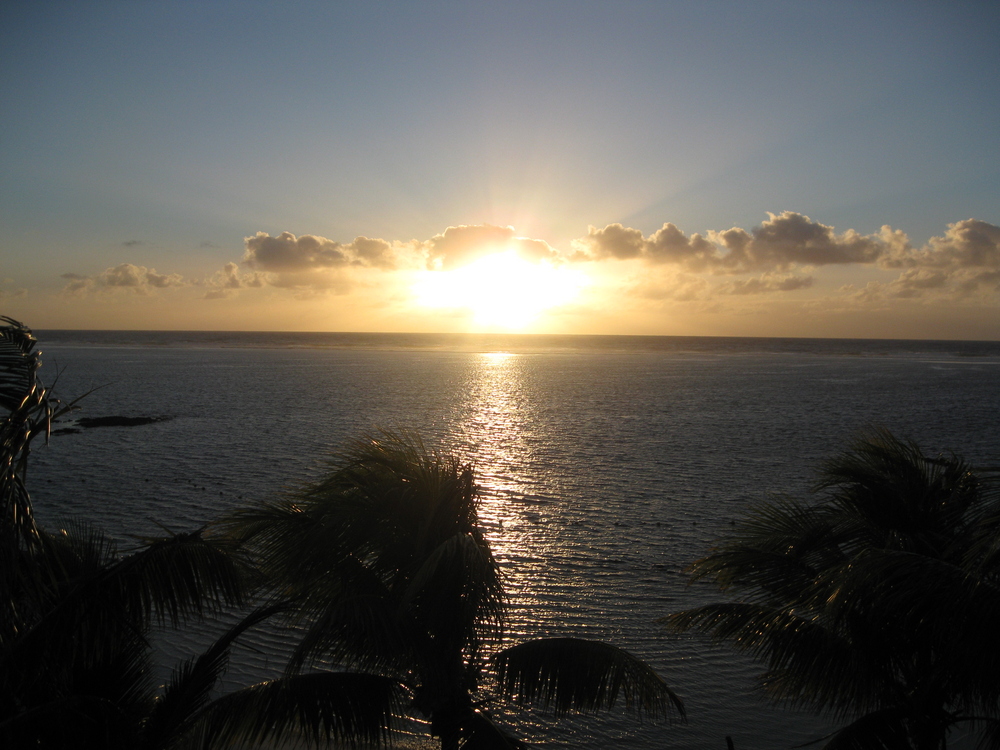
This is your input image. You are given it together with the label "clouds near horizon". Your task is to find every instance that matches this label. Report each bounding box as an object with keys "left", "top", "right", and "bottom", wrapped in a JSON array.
[
  {"left": 47, "top": 214, "right": 999, "bottom": 337},
  {"left": 61, "top": 263, "right": 185, "bottom": 296}
]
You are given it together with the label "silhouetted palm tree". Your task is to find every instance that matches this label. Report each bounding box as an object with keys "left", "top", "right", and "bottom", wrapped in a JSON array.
[
  {"left": 0, "top": 316, "right": 79, "bottom": 546},
  {"left": 668, "top": 430, "right": 1000, "bottom": 750},
  {"left": 227, "top": 431, "right": 684, "bottom": 749},
  {"left": 0, "top": 319, "right": 404, "bottom": 748}
]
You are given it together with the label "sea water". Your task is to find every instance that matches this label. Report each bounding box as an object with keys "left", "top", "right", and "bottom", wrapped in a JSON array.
[{"left": 25, "top": 331, "right": 1000, "bottom": 750}]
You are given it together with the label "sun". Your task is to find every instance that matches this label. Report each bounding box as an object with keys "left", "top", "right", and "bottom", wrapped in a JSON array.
[{"left": 412, "top": 250, "right": 587, "bottom": 330}]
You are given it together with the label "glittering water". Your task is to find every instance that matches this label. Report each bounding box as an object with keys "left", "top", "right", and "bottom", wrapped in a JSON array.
[{"left": 26, "top": 332, "right": 1000, "bottom": 749}]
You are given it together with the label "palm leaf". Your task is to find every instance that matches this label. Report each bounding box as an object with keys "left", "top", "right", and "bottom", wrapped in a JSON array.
[
  {"left": 401, "top": 531, "right": 505, "bottom": 651},
  {"left": 491, "top": 638, "right": 683, "bottom": 720},
  {"left": 189, "top": 672, "right": 406, "bottom": 749},
  {"left": 668, "top": 601, "right": 893, "bottom": 714},
  {"left": 811, "top": 707, "right": 911, "bottom": 750},
  {"left": 111, "top": 529, "right": 254, "bottom": 626},
  {"left": 0, "top": 317, "right": 38, "bottom": 413},
  {"left": 142, "top": 603, "right": 288, "bottom": 749},
  {"left": 458, "top": 709, "right": 529, "bottom": 750},
  {"left": 285, "top": 571, "right": 414, "bottom": 675}
]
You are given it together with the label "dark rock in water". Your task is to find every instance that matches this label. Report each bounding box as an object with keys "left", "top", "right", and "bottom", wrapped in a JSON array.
[{"left": 52, "top": 416, "right": 171, "bottom": 434}]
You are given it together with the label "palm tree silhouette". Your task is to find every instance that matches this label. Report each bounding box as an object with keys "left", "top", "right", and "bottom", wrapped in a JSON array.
[
  {"left": 668, "top": 430, "right": 1000, "bottom": 749},
  {"left": 0, "top": 319, "right": 403, "bottom": 748},
  {"left": 227, "top": 431, "right": 685, "bottom": 749}
]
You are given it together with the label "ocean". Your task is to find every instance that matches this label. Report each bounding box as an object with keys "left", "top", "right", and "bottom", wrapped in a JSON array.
[{"left": 25, "top": 330, "right": 1000, "bottom": 749}]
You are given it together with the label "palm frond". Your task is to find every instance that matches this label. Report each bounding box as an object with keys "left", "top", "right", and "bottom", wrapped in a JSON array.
[
  {"left": 689, "top": 497, "right": 847, "bottom": 605},
  {"left": 491, "top": 638, "right": 683, "bottom": 720},
  {"left": 285, "top": 577, "right": 414, "bottom": 676},
  {"left": 111, "top": 529, "right": 254, "bottom": 626},
  {"left": 458, "top": 709, "right": 529, "bottom": 750},
  {"left": 190, "top": 672, "right": 406, "bottom": 749},
  {"left": 975, "top": 716, "right": 1000, "bottom": 750},
  {"left": 401, "top": 531, "right": 505, "bottom": 651},
  {"left": 0, "top": 318, "right": 86, "bottom": 549},
  {"left": 142, "top": 603, "right": 288, "bottom": 749},
  {"left": 0, "top": 317, "right": 39, "bottom": 414},
  {"left": 667, "top": 602, "right": 890, "bottom": 714},
  {"left": 812, "top": 707, "right": 911, "bottom": 750}
]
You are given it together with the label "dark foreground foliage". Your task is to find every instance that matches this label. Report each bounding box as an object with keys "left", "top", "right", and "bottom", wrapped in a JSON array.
[
  {"left": 2, "top": 319, "right": 681, "bottom": 749},
  {"left": 226, "top": 431, "right": 684, "bottom": 749},
  {"left": 668, "top": 429, "right": 1000, "bottom": 750},
  {"left": 0, "top": 319, "right": 402, "bottom": 748}
]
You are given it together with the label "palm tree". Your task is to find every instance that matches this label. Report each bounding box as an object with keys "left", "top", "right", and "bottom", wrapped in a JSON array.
[
  {"left": 0, "top": 319, "right": 405, "bottom": 748},
  {"left": 0, "top": 520, "right": 409, "bottom": 748},
  {"left": 226, "top": 431, "right": 685, "bottom": 749},
  {"left": 0, "top": 316, "right": 80, "bottom": 546},
  {"left": 667, "top": 430, "right": 1000, "bottom": 749}
]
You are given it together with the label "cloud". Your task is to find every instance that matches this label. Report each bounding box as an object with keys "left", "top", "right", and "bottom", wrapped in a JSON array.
[
  {"left": 575, "top": 222, "right": 719, "bottom": 270},
  {"left": 572, "top": 213, "right": 1000, "bottom": 301},
  {"left": 238, "top": 225, "right": 559, "bottom": 291},
  {"left": 711, "top": 212, "right": 887, "bottom": 271},
  {"left": 122, "top": 239, "right": 143, "bottom": 247},
  {"left": 60, "top": 263, "right": 184, "bottom": 296},
  {"left": 50, "top": 218, "right": 998, "bottom": 314},
  {"left": 574, "top": 212, "right": 889, "bottom": 272},
  {"left": 425, "top": 224, "right": 558, "bottom": 269},
  {"left": 243, "top": 231, "right": 397, "bottom": 273},
  {"left": 100, "top": 263, "right": 183, "bottom": 289},
  {"left": 864, "top": 220, "right": 1000, "bottom": 300},
  {"left": 887, "top": 219, "right": 1000, "bottom": 270},
  {"left": 202, "top": 262, "right": 266, "bottom": 299},
  {"left": 626, "top": 271, "right": 711, "bottom": 302},
  {"left": 718, "top": 274, "right": 815, "bottom": 295}
]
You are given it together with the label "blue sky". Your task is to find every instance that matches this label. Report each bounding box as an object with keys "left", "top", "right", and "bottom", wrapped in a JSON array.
[{"left": 2, "top": 1, "right": 998, "bottom": 337}]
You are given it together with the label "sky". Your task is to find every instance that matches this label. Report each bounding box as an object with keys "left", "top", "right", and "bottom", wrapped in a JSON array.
[{"left": 2, "top": 1, "right": 998, "bottom": 339}]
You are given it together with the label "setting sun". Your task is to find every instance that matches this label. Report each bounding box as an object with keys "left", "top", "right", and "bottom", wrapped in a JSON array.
[{"left": 412, "top": 250, "right": 588, "bottom": 330}]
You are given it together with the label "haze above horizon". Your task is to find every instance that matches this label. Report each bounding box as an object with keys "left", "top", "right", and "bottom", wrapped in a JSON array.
[{"left": 2, "top": 2, "right": 998, "bottom": 340}]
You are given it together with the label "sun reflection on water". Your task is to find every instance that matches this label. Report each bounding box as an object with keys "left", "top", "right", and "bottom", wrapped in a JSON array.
[{"left": 449, "top": 352, "right": 559, "bottom": 635}]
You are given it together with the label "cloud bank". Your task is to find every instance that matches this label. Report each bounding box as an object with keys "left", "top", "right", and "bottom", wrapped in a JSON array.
[
  {"left": 573, "top": 213, "right": 1000, "bottom": 301},
  {"left": 58, "top": 216, "right": 1000, "bottom": 317}
]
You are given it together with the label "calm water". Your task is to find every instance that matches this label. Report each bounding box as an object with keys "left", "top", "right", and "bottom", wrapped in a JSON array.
[{"left": 26, "top": 331, "right": 1000, "bottom": 750}]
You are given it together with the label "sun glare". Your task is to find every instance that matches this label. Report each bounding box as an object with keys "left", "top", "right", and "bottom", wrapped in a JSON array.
[{"left": 412, "top": 251, "right": 587, "bottom": 330}]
